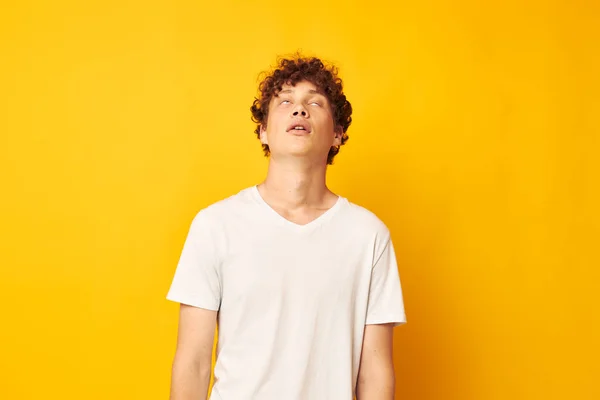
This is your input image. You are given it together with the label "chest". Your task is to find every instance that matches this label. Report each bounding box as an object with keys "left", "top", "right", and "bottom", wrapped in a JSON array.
[{"left": 218, "top": 230, "right": 372, "bottom": 310}]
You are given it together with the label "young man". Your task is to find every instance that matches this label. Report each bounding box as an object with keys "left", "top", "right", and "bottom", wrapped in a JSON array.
[{"left": 167, "top": 55, "right": 407, "bottom": 400}]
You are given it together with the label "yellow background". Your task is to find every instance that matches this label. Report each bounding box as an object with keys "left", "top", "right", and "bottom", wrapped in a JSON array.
[{"left": 1, "top": 0, "right": 598, "bottom": 399}]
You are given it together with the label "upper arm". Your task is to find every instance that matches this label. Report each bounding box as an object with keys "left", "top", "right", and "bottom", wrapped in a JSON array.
[
  {"left": 359, "top": 323, "right": 395, "bottom": 375},
  {"left": 167, "top": 211, "right": 221, "bottom": 374},
  {"left": 365, "top": 234, "right": 406, "bottom": 326},
  {"left": 173, "top": 304, "right": 217, "bottom": 369},
  {"left": 166, "top": 211, "right": 222, "bottom": 311},
  {"left": 356, "top": 323, "right": 395, "bottom": 397}
]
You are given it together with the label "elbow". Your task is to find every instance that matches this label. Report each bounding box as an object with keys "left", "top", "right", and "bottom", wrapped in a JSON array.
[
  {"left": 356, "top": 368, "right": 396, "bottom": 399},
  {"left": 169, "top": 353, "right": 212, "bottom": 400},
  {"left": 172, "top": 350, "right": 212, "bottom": 379}
]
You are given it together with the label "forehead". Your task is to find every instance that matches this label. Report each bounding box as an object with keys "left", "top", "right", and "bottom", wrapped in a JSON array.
[{"left": 277, "top": 80, "right": 325, "bottom": 96}]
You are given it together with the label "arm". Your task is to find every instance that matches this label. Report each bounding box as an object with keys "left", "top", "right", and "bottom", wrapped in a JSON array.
[
  {"left": 356, "top": 323, "right": 396, "bottom": 400},
  {"left": 170, "top": 304, "right": 218, "bottom": 400}
]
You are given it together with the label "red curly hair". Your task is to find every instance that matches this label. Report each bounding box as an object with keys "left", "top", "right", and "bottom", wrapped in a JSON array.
[{"left": 250, "top": 54, "right": 353, "bottom": 165}]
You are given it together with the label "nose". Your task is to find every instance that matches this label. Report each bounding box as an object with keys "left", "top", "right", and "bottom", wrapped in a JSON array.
[{"left": 292, "top": 104, "right": 309, "bottom": 118}]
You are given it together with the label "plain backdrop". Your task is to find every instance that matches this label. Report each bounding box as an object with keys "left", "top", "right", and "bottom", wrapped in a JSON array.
[{"left": 1, "top": 1, "right": 598, "bottom": 399}]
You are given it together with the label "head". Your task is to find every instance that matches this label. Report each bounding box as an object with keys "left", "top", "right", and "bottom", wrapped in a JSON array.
[{"left": 250, "top": 55, "right": 352, "bottom": 165}]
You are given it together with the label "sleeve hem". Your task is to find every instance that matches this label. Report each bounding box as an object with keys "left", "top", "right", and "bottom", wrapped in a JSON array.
[
  {"left": 365, "top": 315, "right": 407, "bottom": 327},
  {"left": 166, "top": 293, "right": 220, "bottom": 311}
]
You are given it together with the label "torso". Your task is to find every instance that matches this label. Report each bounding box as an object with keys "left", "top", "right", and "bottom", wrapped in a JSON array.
[{"left": 199, "top": 186, "right": 395, "bottom": 400}]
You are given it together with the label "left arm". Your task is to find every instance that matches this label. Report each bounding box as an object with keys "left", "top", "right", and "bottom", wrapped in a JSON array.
[{"left": 355, "top": 323, "right": 396, "bottom": 400}]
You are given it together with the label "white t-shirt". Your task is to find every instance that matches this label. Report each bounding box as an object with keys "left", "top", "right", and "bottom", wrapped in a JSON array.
[{"left": 167, "top": 186, "right": 407, "bottom": 400}]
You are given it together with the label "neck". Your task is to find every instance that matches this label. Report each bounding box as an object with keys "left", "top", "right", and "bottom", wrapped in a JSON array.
[{"left": 259, "top": 157, "right": 332, "bottom": 209}]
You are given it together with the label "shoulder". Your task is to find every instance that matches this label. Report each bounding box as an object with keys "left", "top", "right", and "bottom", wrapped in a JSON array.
[
  {"left": 340, "top": 198, "right": 396, "bottom": 265},
  {"left": 341, "top": 198, "right": 392, "bottom": 243},
  {"left": 189, "top": 186, "right": 256, "bottom": 227},
  {"left": 344, "top": 199, "right": 390, "bottom": 233}
]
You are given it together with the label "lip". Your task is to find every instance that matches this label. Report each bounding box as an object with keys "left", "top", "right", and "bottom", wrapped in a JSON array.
[{"left": 286, "top": 119, "right": 312, "bottom": 134}]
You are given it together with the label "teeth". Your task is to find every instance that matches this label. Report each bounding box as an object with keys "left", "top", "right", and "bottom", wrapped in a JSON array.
[{"left": 294, "top": 126, "right": 305, "bottom": 130}]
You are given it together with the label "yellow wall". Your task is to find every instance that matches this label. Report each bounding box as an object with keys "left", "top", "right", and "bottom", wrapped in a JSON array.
[{"left": 1, "top": 1, "right": 598, "bottom": 399}]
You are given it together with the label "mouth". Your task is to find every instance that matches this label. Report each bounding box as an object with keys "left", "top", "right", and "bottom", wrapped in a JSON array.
[{"left": 286, "top": 120, "right": 312, "bottom": 134}]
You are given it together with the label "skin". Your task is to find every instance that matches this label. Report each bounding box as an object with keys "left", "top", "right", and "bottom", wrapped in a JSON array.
[
  {"left": 356, "top": 323, "right": 396, "bottom": 399},
  {"left": 170, "top": 79, "right": 396, "bottom": 400},
  {"left": 256, "top": 80, "right": 343, "bottom": 224}
]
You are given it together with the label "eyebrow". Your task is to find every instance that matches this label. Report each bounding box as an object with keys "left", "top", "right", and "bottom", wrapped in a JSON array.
[{"left": 276, "top": 89, "right": 323, "bottom": 96}]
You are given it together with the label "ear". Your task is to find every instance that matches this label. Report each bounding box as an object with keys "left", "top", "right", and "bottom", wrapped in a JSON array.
[
  {"left": 333, "top": 125, "right": 343, "bottom": 146},
  {"left": 259, "top": 124, "right": 268, "bottom": 145}
]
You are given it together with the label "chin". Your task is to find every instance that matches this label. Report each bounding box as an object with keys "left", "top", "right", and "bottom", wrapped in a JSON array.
[
  {"left": 278, "top": 149, "right": 331, "bottom": 163},
  {"left": 282, "top": 141, "right": 312, "bottom": 153}
]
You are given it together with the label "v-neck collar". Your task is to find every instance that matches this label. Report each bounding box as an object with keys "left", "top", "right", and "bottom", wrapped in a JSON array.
[{"left": 249, "top": 185, "right": 346, "bottom": 233}]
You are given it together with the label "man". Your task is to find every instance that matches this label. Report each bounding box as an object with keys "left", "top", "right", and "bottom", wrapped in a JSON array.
[{"left": 167, "top": 55, "right": 407, "bottom": 400}]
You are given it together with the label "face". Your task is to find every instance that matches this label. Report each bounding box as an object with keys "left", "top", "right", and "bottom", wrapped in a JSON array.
[{"left": 260, "top": 80, "right": 342, "bottom": 163}]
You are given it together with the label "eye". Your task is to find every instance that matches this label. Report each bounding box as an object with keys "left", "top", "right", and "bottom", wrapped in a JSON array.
[
  {"left": 309, "top": 101, "right": 321, "bottom": 106},
  {"left": 281, "top": 99, "right": 291, "bottom": 105}
]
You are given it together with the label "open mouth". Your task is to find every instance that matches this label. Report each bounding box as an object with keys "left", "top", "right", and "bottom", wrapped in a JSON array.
[{"left": 287, "top": 120, "right": 312, "bottom": 133}]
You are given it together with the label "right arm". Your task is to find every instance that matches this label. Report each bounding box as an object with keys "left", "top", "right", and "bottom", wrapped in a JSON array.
[{"left": 170, "top": 304, "right": 218, "bottom": 400}]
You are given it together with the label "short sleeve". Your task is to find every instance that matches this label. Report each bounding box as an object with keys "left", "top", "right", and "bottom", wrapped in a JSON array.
[
  {"left": 365, "top": 236, "right": 407, "bottom": 327},
  {"left": 166, "top": 210, "right": 222, "bottom": 311}
]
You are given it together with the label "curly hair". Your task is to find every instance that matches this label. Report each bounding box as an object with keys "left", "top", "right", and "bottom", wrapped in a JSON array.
[{"left": 250, "top": 54, "right": 352, "bottom": 165}]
